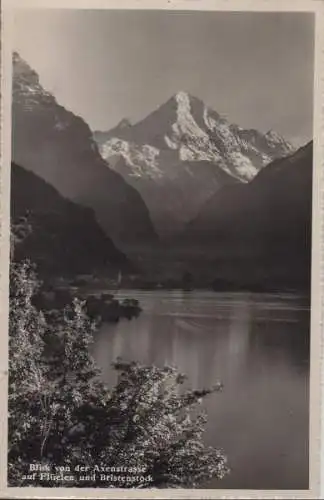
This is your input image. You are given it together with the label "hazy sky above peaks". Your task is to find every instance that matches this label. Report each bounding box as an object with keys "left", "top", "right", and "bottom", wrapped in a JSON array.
[{"left": 13, "top": 9, "right": 315, "bottom": 146}]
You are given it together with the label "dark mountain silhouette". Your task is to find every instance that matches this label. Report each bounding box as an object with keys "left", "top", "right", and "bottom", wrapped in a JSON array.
[
  {"left": 11, "top": 162, "right": 130, "bottom": 278},
  {"left": 12, "top": 52, "right": 157, "bottom": 252},
  {"left": 179, "top": 142, "right": 313, "bottom": 290}
]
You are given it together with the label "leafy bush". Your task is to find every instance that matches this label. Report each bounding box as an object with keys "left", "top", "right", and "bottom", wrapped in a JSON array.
[{"left": 8, "top": 260, "right": 229, "bottom": 488}]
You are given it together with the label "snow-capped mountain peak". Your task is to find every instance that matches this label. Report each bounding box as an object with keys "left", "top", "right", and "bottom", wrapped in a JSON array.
[
  {"left": 94, "top": 91, "right": 295, "bottom": 185},
  {"left": 92, "top": 91, "right": 296, "bottom": 237}
]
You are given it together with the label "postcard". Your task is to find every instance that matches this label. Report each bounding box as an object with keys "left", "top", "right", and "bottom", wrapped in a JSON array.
[{"left": 0, "top": 0, "right": 323, "bottom": 498}]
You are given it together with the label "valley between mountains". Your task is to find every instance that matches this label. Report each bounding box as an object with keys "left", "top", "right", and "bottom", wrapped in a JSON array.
[{"left": 11, "top": 52, "right": 312, "bottom": 292}]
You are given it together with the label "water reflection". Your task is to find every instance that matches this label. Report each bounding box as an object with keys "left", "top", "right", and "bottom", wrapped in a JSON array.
[{"left": 92, "top": 291, "right": 309, "bottom": 490}]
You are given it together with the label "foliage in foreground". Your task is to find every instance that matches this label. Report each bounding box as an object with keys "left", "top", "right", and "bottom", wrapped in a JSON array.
[{"left": 8, "top": 260, "right": 229, "bottom": 488}]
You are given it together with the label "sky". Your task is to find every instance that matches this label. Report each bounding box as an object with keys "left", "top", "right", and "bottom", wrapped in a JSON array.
[{"left": 13, "top": 9, "right": 315, "bottom": 146}]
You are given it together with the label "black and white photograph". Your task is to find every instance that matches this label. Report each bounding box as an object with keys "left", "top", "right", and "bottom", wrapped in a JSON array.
[{"left": 1, "top": 1, "right": 323, "bottom": 497}]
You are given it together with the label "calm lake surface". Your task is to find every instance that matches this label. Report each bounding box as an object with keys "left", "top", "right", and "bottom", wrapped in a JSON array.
[{"left": 92, "top": 290, "right": 310, "bottom": 490}]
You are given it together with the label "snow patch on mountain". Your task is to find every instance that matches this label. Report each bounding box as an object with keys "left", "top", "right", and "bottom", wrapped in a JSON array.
[
  {"left": 227, "top": 153, "right": 258, "bottom": 180},
  {"left": 178, "top": 141, "right": 224, "bottom": 167},
  {"left": 265, "top": 129, "right": 295, "bottom": 152},
  {"left": 203, "top": 106, "right": 218, "bottom": 131},
  {"left": 172, "top": 91, "right": 209, "bottom": 140},
  {"left": 164, "top": 134, "right": 178, "bottom": 150},
  {"left": 53, "top": 121, "right": 68, "bottom": 131},
  {"left": 99, "top": 138, "right": 162, "bottom": 178},
  {"left": 164, "top": 91, "right": 229, "bottom": 167}
]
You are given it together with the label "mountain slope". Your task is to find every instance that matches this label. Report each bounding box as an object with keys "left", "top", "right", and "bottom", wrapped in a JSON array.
[
  {"left": 12, "top": 52, "right": 157, "bottom": 251},
  {"left": 181, "top": 142, "right": 313, "bottom": 290},
  {"left": 110, "top": 154, "right": 240, "bottom": 236},
  {"left": 11, "top": 162, "right": 130, "bottom": 277},
  {"left": 94, "top": 91, "right": 294, "bottom": 236}
]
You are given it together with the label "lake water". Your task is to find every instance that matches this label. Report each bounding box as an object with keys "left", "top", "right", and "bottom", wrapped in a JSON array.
[{"left": 92, "top": 290, "right": 310, "bottom": 490}]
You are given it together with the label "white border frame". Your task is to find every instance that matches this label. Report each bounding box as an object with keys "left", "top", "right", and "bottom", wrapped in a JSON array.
[{"left": 1, "top": 1, "right": 323, "bottom": 498}]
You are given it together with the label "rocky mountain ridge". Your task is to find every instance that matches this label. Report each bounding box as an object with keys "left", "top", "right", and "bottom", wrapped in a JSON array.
[{"left": 12, "top": 52, "right": 157, "bottom": 252}]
